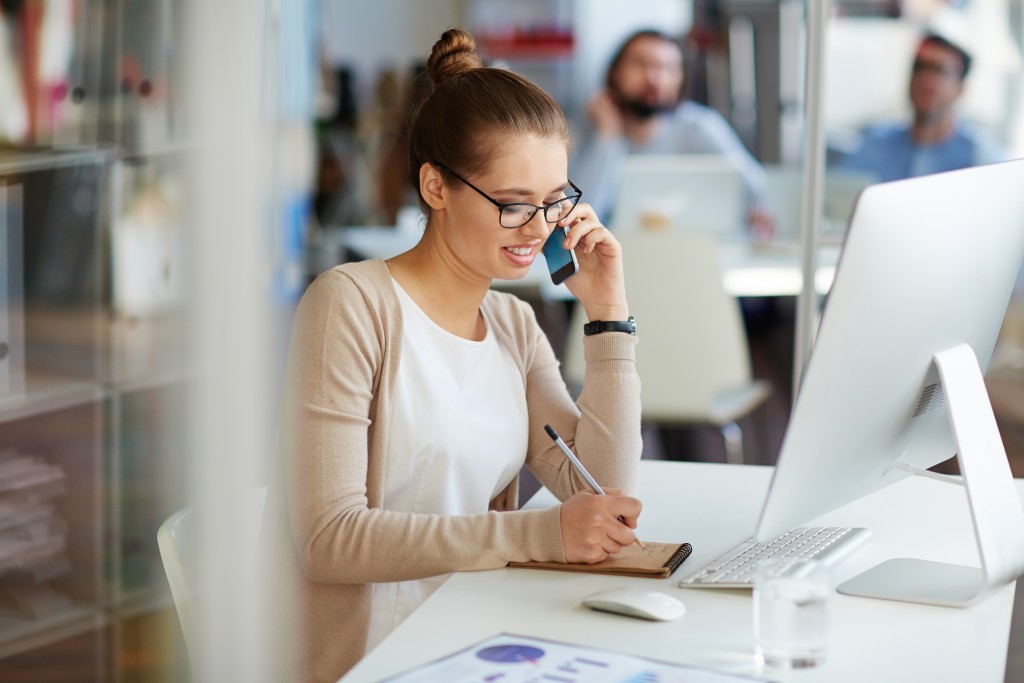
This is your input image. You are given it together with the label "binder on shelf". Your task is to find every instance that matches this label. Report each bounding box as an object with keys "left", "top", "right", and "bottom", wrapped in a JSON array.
[{"left": 0, "top": 182, "right": 25, "bottom": 399}]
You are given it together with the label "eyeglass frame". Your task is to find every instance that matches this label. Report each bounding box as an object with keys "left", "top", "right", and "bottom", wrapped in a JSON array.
[{"left": 433, "top": 162, "right": 583, "bottom": 229}]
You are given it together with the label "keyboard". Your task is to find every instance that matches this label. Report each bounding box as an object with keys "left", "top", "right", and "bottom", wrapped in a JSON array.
[{"left": 678, "top": 526, "right": 871, "bottom": 588}]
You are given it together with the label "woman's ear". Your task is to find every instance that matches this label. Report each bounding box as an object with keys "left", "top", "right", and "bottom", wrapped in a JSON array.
[{"left": 419, "top": 163, "right": 447, "bottom": 211}]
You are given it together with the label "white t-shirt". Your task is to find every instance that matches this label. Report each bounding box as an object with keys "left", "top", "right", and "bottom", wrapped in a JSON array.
[{"left": 365, "top": 279, "right": 529, "bottom": 651}]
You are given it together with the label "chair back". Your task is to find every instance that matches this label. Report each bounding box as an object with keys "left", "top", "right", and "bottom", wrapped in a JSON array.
[
  {"left": 564, "top": 231, "right": 754, "bottom": 422},
  {"left": 157, "top": 486, "right": 268, "bottom": 664}
]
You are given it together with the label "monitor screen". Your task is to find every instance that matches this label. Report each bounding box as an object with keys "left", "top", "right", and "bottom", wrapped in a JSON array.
[{"left": 757, "top": 159, "right": 1024, "bottom": 543}]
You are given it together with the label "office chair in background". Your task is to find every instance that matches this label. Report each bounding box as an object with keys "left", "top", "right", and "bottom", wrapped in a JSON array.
[
  {"left": 563, "top": 231, "right": 770, "bottom": 464},
  {"left": 157, "top": 486, "right": 268, "bottom": 666}
]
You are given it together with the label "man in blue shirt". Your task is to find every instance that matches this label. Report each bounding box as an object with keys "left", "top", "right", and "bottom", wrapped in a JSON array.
[
  {"left": 840, "top": 33, "right": 1007, "bottom": 182},
  {"left": 573, "top": 29, "right": 773, "bottom": 237}
]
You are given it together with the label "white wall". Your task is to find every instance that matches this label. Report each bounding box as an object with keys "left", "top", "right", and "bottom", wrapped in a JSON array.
[{"left": 321, "top": 0, "right": 465, "bottom": 94}]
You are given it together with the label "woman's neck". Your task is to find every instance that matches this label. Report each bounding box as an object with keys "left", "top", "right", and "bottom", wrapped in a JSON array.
[{"left": 386, "top": 230, "right": 489, "bottom": 341}]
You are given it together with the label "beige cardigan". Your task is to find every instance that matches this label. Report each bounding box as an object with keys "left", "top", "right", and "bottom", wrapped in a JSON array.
[{"left": 264, "top": 259, "right": 641, "bottom": 682}]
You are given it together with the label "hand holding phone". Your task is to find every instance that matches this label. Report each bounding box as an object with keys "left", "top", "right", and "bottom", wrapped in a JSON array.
[{"left": 542, "top": 226, "right": 578, "bottom": 285}]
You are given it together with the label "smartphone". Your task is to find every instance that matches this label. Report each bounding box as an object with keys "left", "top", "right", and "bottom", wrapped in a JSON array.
[{"left": 542, "top": 226, "right": 578, "bottom": 285}]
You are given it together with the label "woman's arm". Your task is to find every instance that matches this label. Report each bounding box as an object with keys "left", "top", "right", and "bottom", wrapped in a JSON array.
[
  {"left": 280, "top": 269, "right": 566, "bottom": 585},
  {"left": 520, "top": 302, "right": 641, "bottom": 499}
]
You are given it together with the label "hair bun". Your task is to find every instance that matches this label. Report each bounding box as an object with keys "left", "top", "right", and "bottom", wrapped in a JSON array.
[{"left": 427, "top": 29, "right": 484, "bottom": 85}]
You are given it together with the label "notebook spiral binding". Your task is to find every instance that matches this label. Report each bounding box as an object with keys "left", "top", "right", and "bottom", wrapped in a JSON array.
[{"left": 664, "top": 543, "right": 693, "bottom": 574}]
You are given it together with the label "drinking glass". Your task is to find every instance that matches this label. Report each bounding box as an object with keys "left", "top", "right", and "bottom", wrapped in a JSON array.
[{"left": 753, "top": 559, "right": 832, "bottom": 668}]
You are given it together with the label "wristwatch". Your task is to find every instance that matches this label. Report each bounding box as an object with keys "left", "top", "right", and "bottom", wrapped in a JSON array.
[{"left": 583, "top": 315, "right": 636, "bottom": 336}]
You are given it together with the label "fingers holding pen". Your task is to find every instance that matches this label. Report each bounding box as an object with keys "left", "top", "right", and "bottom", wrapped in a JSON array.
[{"left": 559, "top": 491, "right": 643, "bottom": 564}]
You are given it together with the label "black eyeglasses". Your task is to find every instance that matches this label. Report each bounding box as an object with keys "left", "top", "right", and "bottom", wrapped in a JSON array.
[{"left": 435, "top": 163, "right": 582, "bottom": 229}]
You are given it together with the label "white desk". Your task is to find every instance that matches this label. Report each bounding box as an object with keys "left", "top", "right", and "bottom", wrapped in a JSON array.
[
  {"left": 311, "top": 227, "right": 838, "bottom": 300},
  {"left": 340, "top": 461, "right": 1019, "bottom": 683}
]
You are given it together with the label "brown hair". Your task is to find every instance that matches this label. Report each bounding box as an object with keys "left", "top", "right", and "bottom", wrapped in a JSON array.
[{"left": 407, "top": 29, "right": 571, "bottom": 209}]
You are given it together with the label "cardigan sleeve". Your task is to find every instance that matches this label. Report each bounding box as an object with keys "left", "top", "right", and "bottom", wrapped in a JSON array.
[
  {"left": 515, "top": 298, "right": 642, "bottom": 500},
  {"left": 280, "top": 269, "right": 567, "bottom": 585}
]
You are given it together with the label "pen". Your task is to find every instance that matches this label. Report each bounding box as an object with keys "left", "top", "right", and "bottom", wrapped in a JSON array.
[{"left": 543, "top": 424, "right": 645, "bottom": 550}]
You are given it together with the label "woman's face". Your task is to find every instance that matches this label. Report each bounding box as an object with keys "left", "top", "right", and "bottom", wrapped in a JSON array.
[{"left": 440, "top": 135, "right": 571, "bottom": 283}]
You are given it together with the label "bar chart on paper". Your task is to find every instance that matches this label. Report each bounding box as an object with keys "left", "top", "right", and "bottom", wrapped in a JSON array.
[{"left": 378, "top": 634, "right": 768, "bottom": 683}]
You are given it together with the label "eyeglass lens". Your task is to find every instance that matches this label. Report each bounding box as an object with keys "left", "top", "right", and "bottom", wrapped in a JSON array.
[{"left": 500, "top": 197, "right": 576, "bottom": 228}]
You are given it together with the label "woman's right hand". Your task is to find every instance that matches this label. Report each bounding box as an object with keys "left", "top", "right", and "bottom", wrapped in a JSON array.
[{"left": 559, "top": 490, "right": 642, "bottom": 564}]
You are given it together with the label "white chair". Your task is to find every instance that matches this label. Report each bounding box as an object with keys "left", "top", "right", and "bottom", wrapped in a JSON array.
[
  {"left": 157, "top": 486, "right": 268, "bottom": 665},
  {"left": 563, "top": 231, "right": 770, "bottom": 464}
]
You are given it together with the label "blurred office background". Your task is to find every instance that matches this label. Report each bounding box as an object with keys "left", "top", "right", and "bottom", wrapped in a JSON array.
[{"left": 0, "top": 0, "right": 1021, "bottom": 680}]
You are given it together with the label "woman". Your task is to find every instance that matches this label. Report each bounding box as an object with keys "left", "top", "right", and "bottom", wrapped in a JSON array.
[{"left": 266, "top": 28, "right": 642, "bottom": 682}]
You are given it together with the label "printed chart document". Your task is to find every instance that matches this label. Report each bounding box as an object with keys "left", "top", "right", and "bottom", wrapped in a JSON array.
[{"left": 378, "top": 633, "right": 769, "bottom": 683}]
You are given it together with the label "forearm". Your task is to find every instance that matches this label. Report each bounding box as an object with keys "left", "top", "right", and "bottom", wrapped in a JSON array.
[
  {"left": 525, "top": 332, "right": 641, "bottom": 498},
  {"left": 573, "top": 332, "right": 642, "bottom": 494},
  {"left": 297, "top": 500, "right": 564, "bottom": 584}
]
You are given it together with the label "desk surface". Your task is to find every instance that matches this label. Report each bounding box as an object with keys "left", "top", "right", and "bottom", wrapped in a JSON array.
[
  {"left": 312, "top": 227, "right": 839, "bottom": 300},
  {"left": 340, "top": 461, "right": 1018, "bottom": 683}
]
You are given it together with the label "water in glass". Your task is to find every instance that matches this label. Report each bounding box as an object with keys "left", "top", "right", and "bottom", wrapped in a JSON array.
[{"left": 753, "top": 560, "right": 832, "bottom": 668}]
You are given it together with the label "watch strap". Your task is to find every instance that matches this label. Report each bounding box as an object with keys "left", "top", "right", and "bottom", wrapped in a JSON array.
[{"left": 583, "top": 316, "right": 636, "bottom": 336}]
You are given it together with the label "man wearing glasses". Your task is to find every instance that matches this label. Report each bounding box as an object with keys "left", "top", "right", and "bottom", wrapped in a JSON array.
[{"left": 839, "top": 32, "right": 1008, "bottom": 182}]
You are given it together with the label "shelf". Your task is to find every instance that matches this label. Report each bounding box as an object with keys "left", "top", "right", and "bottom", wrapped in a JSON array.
[
  {"left": 0, "top": 147, "right": 119, "bottom": 176},
  {"left": 479, "top": 44, "right": 574, "bottom": 60},
  {"left": 118, "top": 585, "right": 173, "bottom": 619},
  {"left": 0, "top": 374, "right": 105, "bottom": 425},
  {"left": 0, "top": 605, "right": 105, "bottom": 659},
  {"left": 111, "top": 369, "right": 192, "bottom": 395}
]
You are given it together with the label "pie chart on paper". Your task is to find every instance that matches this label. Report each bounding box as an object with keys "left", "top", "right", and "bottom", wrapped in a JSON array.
[{"left": 475, "top": 644, "right": 546, "bottom": 664}]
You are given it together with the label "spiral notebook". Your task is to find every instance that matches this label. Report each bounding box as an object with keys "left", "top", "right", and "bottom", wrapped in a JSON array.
[{"left": 509, "top": 542, "right": 692, "bottom": 578}]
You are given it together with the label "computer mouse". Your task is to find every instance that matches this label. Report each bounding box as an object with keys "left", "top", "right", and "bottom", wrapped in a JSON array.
[{"left": 581, "top": 587, "right": 686, "bottom": 622}]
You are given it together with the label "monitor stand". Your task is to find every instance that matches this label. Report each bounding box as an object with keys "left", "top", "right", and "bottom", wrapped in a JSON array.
[{"left": 838, "top": 343, "right": 1024, "bottom": 607}]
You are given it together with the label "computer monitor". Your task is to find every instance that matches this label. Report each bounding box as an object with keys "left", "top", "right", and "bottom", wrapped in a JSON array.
[
  {"left": 756, "top": 158, "right": 1024, "bottom": 606},
  {"left": 611, "top": 155, "right": 745, "bottom": 239},
  {"left": 762, "top": 165, "right": 876, "bottom": 241},
  {"left": 822, "top": 168, "right": 876, "bottom": 233}
]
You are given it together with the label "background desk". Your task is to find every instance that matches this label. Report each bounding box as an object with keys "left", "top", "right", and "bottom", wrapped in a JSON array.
[
  {"left": 311, "top": 227, "right": 839, "bottom": 299},
  {"left": 340, "top": 461, "right": 1018, "bottom": 683}
]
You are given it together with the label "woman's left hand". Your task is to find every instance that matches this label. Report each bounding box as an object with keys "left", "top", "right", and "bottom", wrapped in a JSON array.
[{"left": 556, "top": 202, "right": 629, "bottom": 322}]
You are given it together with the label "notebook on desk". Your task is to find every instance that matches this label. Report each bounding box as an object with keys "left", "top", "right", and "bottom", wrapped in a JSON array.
[{"left": 509, "top": 541, "right": 692, "bottom": 579}]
